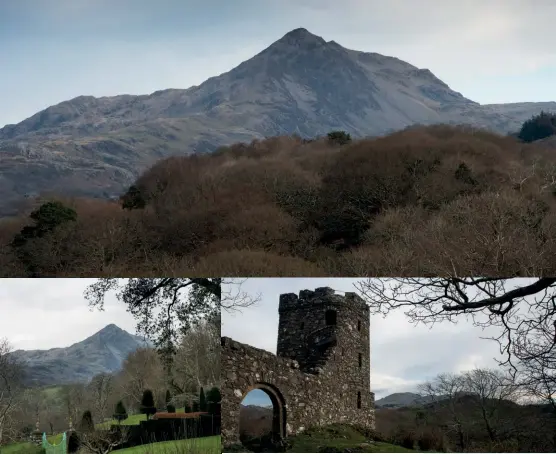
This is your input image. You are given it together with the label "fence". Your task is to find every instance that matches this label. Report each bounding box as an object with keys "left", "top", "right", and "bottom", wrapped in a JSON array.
[{"left": 42, "top": 432, "right": 67, "bottom": 454}]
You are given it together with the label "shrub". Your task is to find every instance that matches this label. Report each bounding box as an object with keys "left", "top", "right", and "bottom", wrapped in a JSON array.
[
  {"left": 417, "top": 428, "right": 447, "bottom": 451},
  {"left": 165, "top": 389, "right": 172, "bottom": 405},
  {"left": 395, "top": 429, "right": 416, "bottom": 450},
  {"left": 121, "top": 185, "right": 147, "bottom": 210},
  {"left": 167, "top": 404, "right": 176, "bottom": 413},
  {"left": 327, "top": 130, "right": 352, "bottom": 145},
  {"left": 113, "top": 400, "right": 128, "bottom": 423},
  {"left": 140, "top": 389, "right": 157, "bottom": 420},
  {"left": 192, "top": 401, "right": 200, "bottom": 412},
  {"left": 184, "top": 402, "right": 192, "bottom": 413}
]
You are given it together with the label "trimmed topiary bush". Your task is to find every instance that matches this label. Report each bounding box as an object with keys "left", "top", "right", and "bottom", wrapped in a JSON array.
[
  {"left": 140, "top": 389, "right": 157, "bottom": 420},
  {"left": 79, "top": 410, "right": 94, "bottom": 433},
  {"left": 113, "top": 400, "right": 128, "bottom": 423}
]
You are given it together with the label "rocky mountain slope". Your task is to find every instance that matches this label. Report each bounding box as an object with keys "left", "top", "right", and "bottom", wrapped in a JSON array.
[
  {"left": 1, "top": 27, "right": 555, "bottom": 215},
  {"left": 11, "top": 324, "right": 150, "bottom": 386}
]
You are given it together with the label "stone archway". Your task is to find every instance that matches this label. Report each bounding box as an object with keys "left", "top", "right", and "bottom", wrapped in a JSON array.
[{"left": 240, "top": 382, "right": 287, "bottom": 443}]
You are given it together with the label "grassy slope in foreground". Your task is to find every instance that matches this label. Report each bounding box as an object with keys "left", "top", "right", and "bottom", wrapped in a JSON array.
[
  {"left": 225, "top": 424, "right": 415, "bottom": 453},
  {"left": 117, "top": 436, "right": 221, "bottom": 453},
  {"left": 288, "top": 425, "right": 415, "bottom": 453}
]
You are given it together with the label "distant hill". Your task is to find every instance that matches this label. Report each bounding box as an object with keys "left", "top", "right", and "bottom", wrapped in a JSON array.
[
  {"left": 240, "top": 405, "right": 273, "bottom": 439},
  {"left": 375, "top": 391, "right": 485, "bottom": 409},
  {"left": 11, "top": 324, "right": 150, "bottom": 386},
  {"left": 375, "top": 392, "right": 427, "bottom": 408},
  {"left": 1, "top": 27, "right": 555, "bottom": 215}
]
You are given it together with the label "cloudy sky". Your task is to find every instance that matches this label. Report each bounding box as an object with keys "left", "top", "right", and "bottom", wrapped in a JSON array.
[
  {"left": 1, "top": 0, "right": 555, "bottom": 127},
  {"left": 0, "top": 279, "right": 137, "bottom": 351},
  {"left": 221, "top": 278, "right": 512, "bottom": 406}
]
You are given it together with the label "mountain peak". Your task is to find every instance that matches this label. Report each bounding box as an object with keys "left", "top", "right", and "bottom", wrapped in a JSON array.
[
  {"left": 99, "top": 323, "right": 123, "bottom": 333},
  {"left": 276, "top": 27, "right": 326, "bottom": 47},
  {"left": 12, "top": 323, "right": 149, "bottom": 386}
]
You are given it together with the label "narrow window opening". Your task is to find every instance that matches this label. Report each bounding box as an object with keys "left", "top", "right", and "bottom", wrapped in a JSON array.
[
  {"left": 325, "top": 310, "right": 337, "bottom": 326},
  {"left": 357, "top": 320, "right": 361, "bottom": 331},
  {"left": 341, "top": 348, "right": 345, "bottom": 356},
  {"left": 300, "top": 322, "right": 304, "bottom": 330},
  {"left": 357, "top": 391, "right": 362, "bottom": 409},
  {"left": 358, "top": 353, "right": 362, "bottom": 368}
]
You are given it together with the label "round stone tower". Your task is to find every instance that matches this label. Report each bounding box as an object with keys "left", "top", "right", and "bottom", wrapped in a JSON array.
[{"left": 277, "top": 287, "right": 374, "bottom": 417}]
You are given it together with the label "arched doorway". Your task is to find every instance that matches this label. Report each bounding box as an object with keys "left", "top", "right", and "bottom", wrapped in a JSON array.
[{"left": 239, "top": 382, "right": 286, "bottom": 452}]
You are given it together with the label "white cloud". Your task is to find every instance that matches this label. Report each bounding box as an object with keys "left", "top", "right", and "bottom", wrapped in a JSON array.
[
  {"left": 0, "top": 279, "right": 137, "bottom": 350},
  {"left": 221, "top": 278, "right": 507, "bottom": 399},
  {"left": 1, "top": 0, "right": 555, "bottom": 127}
]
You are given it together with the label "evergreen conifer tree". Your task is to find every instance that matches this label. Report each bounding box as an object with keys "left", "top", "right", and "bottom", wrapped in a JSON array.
[{"left": 199, "top": 387, "right": 207, "bottom": 412}]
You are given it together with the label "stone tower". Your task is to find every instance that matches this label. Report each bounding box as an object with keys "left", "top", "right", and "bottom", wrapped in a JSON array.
[{"left": 277, "top": 287, "right": 374, "bottom": 415}]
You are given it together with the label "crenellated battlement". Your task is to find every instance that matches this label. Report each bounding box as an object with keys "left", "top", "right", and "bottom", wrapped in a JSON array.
[{"left": 278, "top": 287, "right": 367, "bottom": 313}]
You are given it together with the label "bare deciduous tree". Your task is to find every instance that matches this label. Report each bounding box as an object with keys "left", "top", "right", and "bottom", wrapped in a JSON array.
[
  {"left": 79, "top": 426, "right": 130, "bottom": 454},
  {"left": 221, "top": 278, "right": 260, "bottom": 312},
  {"left": 117, "top": 348, "right": 165, "bottom": 411},
  {"left": 171, "top": 315, "right": 220, "bottom": 394},
  {"left": 419, "top": 373, "right": 468, "bottom": 450},
  {"left": 356, "top": 278, "right": 556, "bottom": 409},
  {"left": 88, "top": 373, "right": 115, "bottom": 423},
  {"left": 461, "top": 368, "right": 520, "bottom": 442},
  {"left": 62, "top": 383, "right": 87, "bottom": 429},
  {"left": 0, "top": 339, "right": 24, "bottom": 445}
]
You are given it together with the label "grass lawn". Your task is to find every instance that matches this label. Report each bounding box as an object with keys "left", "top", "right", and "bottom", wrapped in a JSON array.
[
  {"left": 1, "top": 408, "right": 205, "bottom": 454},
  {"left": 1, "top": 434, "right": 64, "bottom": 454},
  {"left": 116, "top": 435, "right": 221, "bottom": 453},
  {"left": 2, "top": 435, "right": 220, "bottom": 454},
  {"left": 0, "top": 442, "right": 40, "bottom": 454}
]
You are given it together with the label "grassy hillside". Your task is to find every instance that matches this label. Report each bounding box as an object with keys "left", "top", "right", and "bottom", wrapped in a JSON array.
[
  {"left": 226, "top": 424, "right": 415, "bottom": 453},
  {"left": 3, "top": 125, "right": 556, "bottom": 276}
]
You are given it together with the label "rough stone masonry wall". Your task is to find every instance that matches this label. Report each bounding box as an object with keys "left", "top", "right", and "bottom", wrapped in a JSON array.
[
  {"left": 222, "top": 337, "right": 375, "bottom": 446},
  {"left": 277, "top": 287, "right": 372, "bottom": 409}
]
